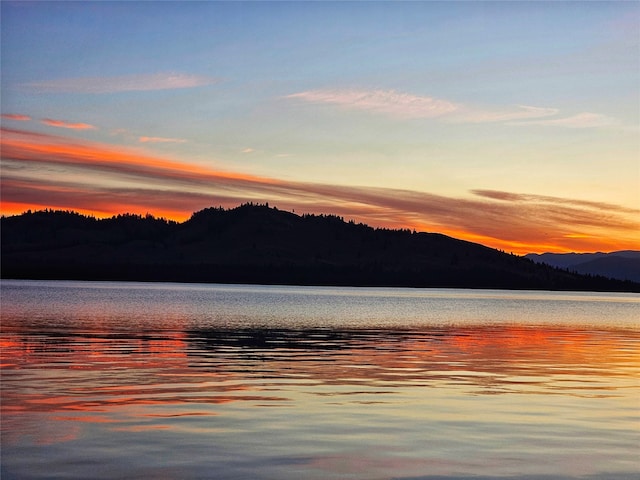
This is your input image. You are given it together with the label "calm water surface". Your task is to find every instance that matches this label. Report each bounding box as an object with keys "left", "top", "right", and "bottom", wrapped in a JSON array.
[{"left": 1, "top": 280, "right": 639, "bottom": 479}]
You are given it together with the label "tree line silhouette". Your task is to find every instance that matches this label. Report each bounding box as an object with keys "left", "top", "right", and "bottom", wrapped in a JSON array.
[{"left": 2, "top": 204, "right": 638, "bottom": 292}]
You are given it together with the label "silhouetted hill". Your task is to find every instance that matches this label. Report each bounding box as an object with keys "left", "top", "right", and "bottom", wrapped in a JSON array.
[
  {"left": 2, "top": 204, "right": 638, "bottom": 292},
  {"left": 525, "top": 251, "right": 640, "bottom": 283}
]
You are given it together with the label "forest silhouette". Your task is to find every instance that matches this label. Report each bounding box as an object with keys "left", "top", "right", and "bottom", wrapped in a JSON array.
[{"left": 2, "top": 203, "right": 638, "bottom": 292}]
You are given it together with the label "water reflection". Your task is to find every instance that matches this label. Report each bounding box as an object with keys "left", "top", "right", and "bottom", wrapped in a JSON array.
[
  {"left": 1, "top": 282, "right": 639, "bottom": 479},
  {"left": 186, "top": 326, "right": 639, "bottom": 394},
  {"left": 4, "top": 323, "right": 638, "bottom": 430}
]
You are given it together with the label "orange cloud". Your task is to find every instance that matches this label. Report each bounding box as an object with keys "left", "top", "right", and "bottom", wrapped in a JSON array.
[
  {"left": 2, "top": 127, "right": 639, "bottom": 254},
  {"left": 0, "top": 127, "right": 275, "bottom": 186},
  {"left": 41, "top": 118, "right": 96, "bottom": 130},
  {"left": 1, "top": 113, "right": 31, "bottom": 121}
]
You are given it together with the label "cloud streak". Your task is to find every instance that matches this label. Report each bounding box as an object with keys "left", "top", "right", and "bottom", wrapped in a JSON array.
[
  {"left": 286, "top": 89, "right": 458, "bottom": 119},
  {"left": 472, "top": 189, "right": 638, "bottom": 214},
  {"left": 41, "top": 118, "right": 97, "bottom": 130},
  {"left": 2, "top": 127, "right": 638, "bottom": 253},
  {"left": 508, "top": 112, "right": 616, "bottom": 128},
  {"left": 453, "top": 105, "right": 559, "bottom": 123},
  {"left": 24, "top": 72, "right": 219, "bottom": 94},
  {"left": 0, "top": 128, "right": 274, "bottom": 191},
  {"left": 139, "top": 136, "right": 187, "bottom": 144},
  {"left": 1, "top": 114, "right": 31, "bottom": 121},
  {"left": 286, "top": 88, "right": 617, "bottom": 129}
]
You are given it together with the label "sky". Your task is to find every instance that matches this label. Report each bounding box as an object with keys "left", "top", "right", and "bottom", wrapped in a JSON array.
[{"left": 1, "top": 1, "right": 639, "bottom": 254}]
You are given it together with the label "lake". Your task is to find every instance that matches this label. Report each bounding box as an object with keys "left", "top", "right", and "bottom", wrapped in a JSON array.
[{"left": 1, "top": 280, "right": 638, "bottom": 480}]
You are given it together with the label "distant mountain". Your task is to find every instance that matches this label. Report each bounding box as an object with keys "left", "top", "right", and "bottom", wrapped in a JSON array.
[
  {"left": 2, "top": 204, "right": 638, "bottom": 292},
  {"left": 525, "top": 251, "right": 640, "bottom": 283}
]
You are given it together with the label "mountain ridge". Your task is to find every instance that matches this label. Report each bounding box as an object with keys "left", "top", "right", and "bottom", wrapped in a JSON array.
[
  {"left": 2, "top": 204, "right": 638, "bottom": 292},
  {"left": 524, "top": 251, "right": 640, "bottom": 283}
]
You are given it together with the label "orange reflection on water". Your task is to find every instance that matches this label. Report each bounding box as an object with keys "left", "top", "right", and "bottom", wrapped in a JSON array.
[{"left": 2, "top": 322, "right": 639, "bottom": 448}]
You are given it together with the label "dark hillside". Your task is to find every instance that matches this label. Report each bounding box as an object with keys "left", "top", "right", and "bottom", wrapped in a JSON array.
[
  {"left": 2, "top": 204, "right": 638, "bottom": 292},
  {"left": 525, "top": 251, "right": 640, "bottom": 283},
  {"left": 571, "top": 256, "right": 640, "bottom": 283}
]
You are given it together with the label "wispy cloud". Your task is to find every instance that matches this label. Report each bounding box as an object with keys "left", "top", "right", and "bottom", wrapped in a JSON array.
[
  {"left": 24, "top": 72, "right": 219, "bottom": 94},
  {"left": 286, "top": 89, "right": 458, "bottom": 119},
  {"left": 0, "top": 127, "right": 278, "bottom": 189},
  {"left": 508, "top": 112, "right": 616, "bottom": 128},
  {"left": 286, "top": 87, "right": 618, "bottom": 130},
  {"left": 1, "top": 114, "right": 31, "bottom": 121},
  {"left": 241, "top": 148, "right": 255, "bottom": 154},
  {"left": 139, "top": 136, "right": 187, "bottom": 144},
  {"left": 472, "top": 189, "right": 638, "bottom": 214},
  {"left": 453, "top": 105, "right": 559, "bottom": 123},
  {"left": 2, "top": 127, "right": 638, "bottom": 253},
  {"left": 41, "top": 118, "right": 97, "bottom": 130}
]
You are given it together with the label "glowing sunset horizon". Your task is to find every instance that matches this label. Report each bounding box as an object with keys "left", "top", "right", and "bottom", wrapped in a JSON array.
[
  {"left": 1, "top": 2, "right": 638, "bottom": 255},
  {"left": 2, "top": 126, "right": 639, "bottom": 255}
]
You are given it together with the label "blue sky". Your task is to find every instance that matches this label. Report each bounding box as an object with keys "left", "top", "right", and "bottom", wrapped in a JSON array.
[{"left": 1, "top": 1, "right": 638, "bottom": 253}]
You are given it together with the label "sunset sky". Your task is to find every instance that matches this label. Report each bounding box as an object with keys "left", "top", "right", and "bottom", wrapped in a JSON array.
[{"left": 1, "top": 1, "right": 638, "bottom": 254}]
